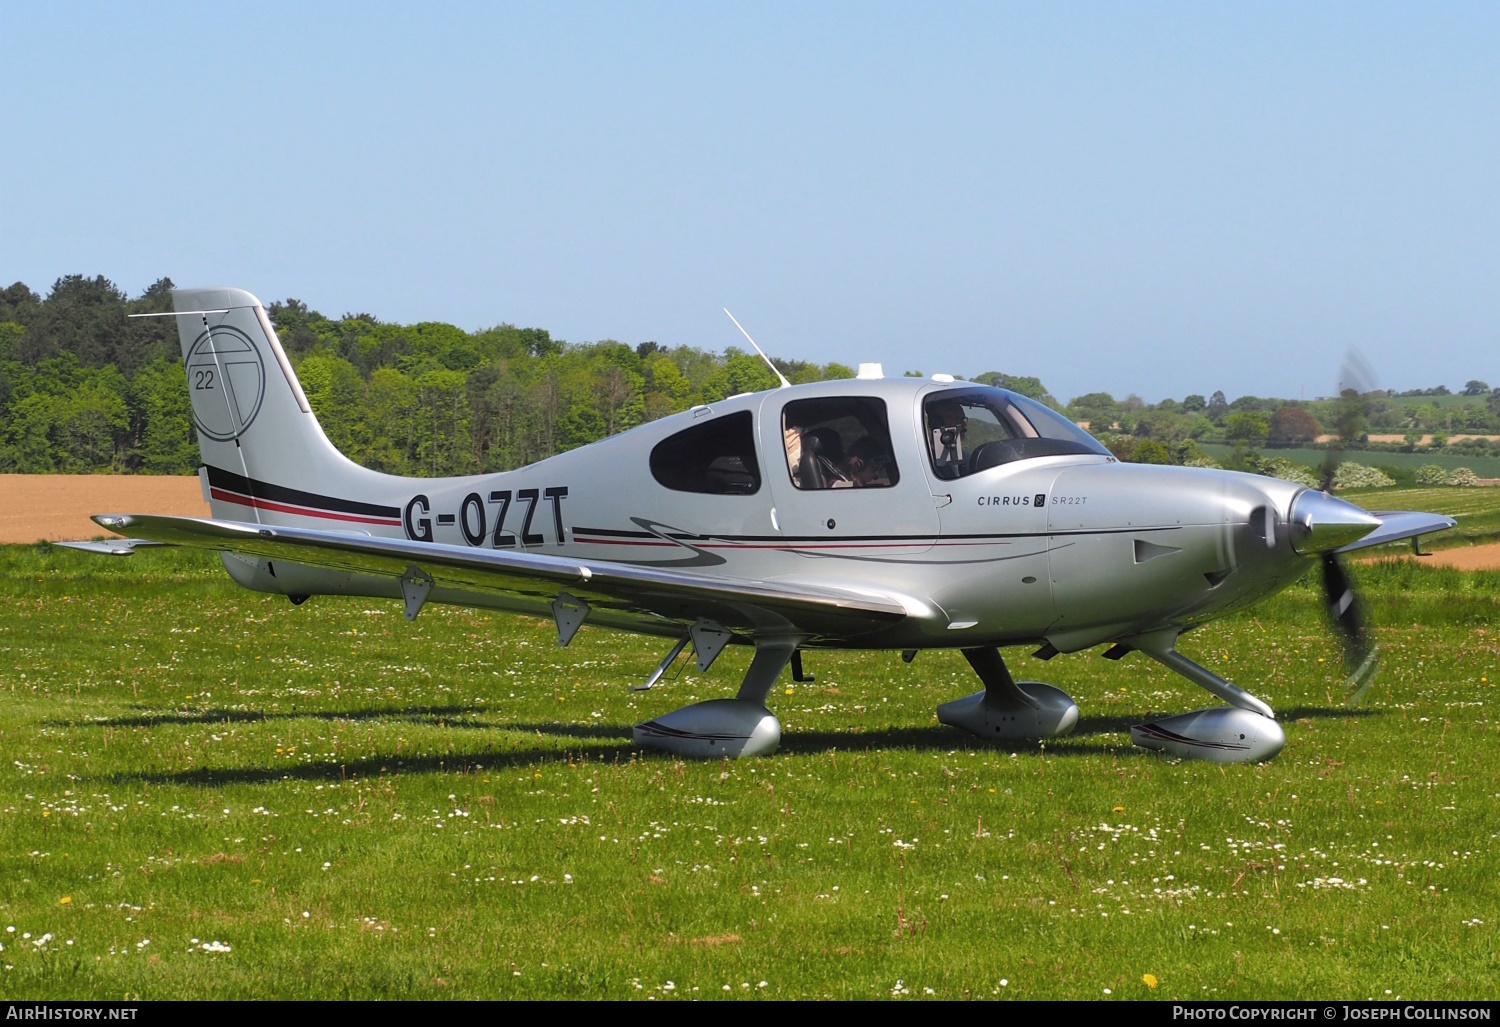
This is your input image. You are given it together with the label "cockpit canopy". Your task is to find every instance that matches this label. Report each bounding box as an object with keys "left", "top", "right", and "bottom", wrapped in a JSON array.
[{"left": 924, "top": 386, "right": 1110, "bottom": 480}]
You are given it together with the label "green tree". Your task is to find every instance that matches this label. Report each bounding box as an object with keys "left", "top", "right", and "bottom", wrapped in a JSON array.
[
  {"left": 643, "top": 352, "right": 693, "bottom": 420},
  {"left": 0, "top": 283, "right": 41, "bottom": 327},
  {"left": 470, "top": 367, "right": 531, "bottom": 471},
  {"left": 1132, "top": 439, "right": 1173, "bottom": 465},
  {"left": 267, "top": 299, "right": 339, "bottom": 359},
  {"left": 0, "top": 393, "right": 57, "bottom": 471},
  {"left": 701, "top": 353, "right": 781, "bottom": 403},
  {"left": 772, "top": 359, "right": 824, "bottom": 386},
  {"left": 30, "top": 276, "right": 131, "bottom": 370},
  {"left": 414, "top": 369, "right": 473, "bottom": 476},
  {"left": 1224, "top": 411, "right": 1269, "bottom": 447},
  {"left": 133, "top": 359, "right": 198, "bottom": 474},
  {"left": 297, "top": 353, "right": 371, "bottom": 461},
  {"left": 1206, "top": 391, "right": 1229, "bottom": 421},
  {"left": 364, "top": 368, "right": 419, "bottom": 473},
  {"left": 0, "top": 322, "right": 23, "bottom": 362},
  {"left": 973, "top": 371, "right": 1055, "bottom": 404},
  {"left": 56, "top": 381, "right": 131, "bottom": 471},
  {"left": 1067, "top": 392, "right": 1120, "bottom": 430}
]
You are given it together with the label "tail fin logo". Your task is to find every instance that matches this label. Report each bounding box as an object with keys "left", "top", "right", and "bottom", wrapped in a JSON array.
[{"left": 185, "top": 326, "right": 267, "bottom": 441}]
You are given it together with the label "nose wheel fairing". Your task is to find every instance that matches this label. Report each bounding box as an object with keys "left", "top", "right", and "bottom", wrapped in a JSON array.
[
  {"left": 1121, "top": 629, "right": 1285, "bottom": 763},
  {"left": 1130, "top": 708, "right": 1285, "bottom": 763}
]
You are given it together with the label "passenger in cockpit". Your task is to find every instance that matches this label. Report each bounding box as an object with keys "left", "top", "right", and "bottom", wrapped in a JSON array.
[
  {"left": 800, "top": 427, "right": 849, "bottom": 489},
  {"left": 842, "top": 436, "right": 889, "bottom": 487}
]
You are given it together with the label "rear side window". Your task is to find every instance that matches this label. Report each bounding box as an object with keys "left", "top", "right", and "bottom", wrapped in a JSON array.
[
  {"left": 650, "top": 411, "right": 761, "bottom": 495},
  {"left": 782, "top": 397, "right": 899, "bottom": 490}
]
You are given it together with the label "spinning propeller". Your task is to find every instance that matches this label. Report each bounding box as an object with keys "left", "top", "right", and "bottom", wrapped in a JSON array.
[
  {"left": 1321, "top": 550, "right": 1378, "bottom": 703},
  {"left": 1312, "top": 351, "right": 1380, "bottom": 704}
]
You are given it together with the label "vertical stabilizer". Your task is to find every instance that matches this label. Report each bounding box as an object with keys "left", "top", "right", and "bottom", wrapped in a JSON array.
[{"left": 171, "top": 287, "right": 399, "bottom": 526}]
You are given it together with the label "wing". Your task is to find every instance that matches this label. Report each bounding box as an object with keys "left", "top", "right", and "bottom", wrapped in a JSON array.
[
  {"left": 89, "top": 513, "right": 909, "bottom": 642},
  {"left": 1336, "top": 510, "right": 1457, "bottom": 553}
]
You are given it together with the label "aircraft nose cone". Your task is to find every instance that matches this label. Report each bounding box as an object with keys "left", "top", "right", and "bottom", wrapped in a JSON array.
[{"left": 1288, "top": 489, "right": 1380, "bottom": 555}]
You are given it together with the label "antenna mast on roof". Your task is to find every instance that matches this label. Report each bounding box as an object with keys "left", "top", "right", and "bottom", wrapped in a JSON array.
[{"left": 723, "top": 308, "right": 791, "bottom": 389}]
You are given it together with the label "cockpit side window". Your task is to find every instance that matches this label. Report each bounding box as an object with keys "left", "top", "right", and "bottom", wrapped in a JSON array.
[
  {"left": 782, "top": 397, "right": 900, "bottom": 490},
  {"left": 923, "top": 387, "right": 1110, "bottom": 479},
  {"left": 650, "top": 411, "right": 761, "bottom": 495}
]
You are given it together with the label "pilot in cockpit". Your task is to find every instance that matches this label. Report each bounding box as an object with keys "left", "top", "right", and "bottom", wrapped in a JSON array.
[
  {"left": 840, "top": 436, "right": 890, "bottom": 487},
  {"left": 928, "top": 399, "right": 968, "bottom": 473}
]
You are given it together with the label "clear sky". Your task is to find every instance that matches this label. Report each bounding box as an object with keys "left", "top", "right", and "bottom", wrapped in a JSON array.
[{"left": 2, "top": 1, "right": 1496, "bottom": 403}]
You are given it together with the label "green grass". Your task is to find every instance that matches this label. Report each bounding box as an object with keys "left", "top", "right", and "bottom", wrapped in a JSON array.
[
  {"left": 1199, "top": 445, "right": 1500, "bottom": 479},
  {"left": 1, "top": 547, "right": 1497, "bottom": 1000}
]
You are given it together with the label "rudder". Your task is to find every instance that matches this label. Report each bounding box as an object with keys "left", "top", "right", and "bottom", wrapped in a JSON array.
[{"left": 171, "top": 287, "right": 393, "bottom": 523}]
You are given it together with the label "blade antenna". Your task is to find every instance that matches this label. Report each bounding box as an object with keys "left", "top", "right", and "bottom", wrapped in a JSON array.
[{"left": 723, "top": 308, "right": 791, "bottom": 388}]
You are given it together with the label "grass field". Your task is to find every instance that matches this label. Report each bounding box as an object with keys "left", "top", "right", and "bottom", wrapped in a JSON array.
[
  {"left": 1198, "top": 445, "right": 1500, "bottom": 480},
  {"left": 1, "top": 546, "right": 1497, "bottom": 1001}
]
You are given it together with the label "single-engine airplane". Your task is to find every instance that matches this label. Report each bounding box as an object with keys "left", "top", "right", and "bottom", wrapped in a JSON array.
[{"left": 64, "top": 288, "right": 1456, "bottom": 763}]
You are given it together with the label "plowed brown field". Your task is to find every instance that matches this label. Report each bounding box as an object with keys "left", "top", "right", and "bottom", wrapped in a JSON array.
[
  {"left": 2, "top": 474, "right": 209, "bottom": 543},
  {"left": 1360, "top": 541, "right": 1500, "bottom": 571}
]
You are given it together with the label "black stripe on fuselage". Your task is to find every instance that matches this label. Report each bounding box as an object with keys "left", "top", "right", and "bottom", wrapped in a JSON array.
[
  {"left": 573, "top": 525, "right": 1184, "bottom": 543},
  {"left": 204, "top": 466, "right": 401, "bottom": 519}
]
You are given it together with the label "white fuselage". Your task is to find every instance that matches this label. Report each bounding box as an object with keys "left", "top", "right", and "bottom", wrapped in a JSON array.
[{"left": 208, "top": 377, "right": 1312, "bottom": 653}]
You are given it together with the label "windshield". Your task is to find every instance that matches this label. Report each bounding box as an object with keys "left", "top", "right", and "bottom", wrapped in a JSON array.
[{"left": 923, "top": 386, "right": 1110, "bottom": 480}]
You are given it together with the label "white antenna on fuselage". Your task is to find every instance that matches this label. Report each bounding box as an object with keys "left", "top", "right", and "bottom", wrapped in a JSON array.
[{"left": 723, "top": 308, "right": 791, "bottom": 389}]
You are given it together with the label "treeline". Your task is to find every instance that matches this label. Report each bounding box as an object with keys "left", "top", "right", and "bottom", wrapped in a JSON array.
[
  {"left": 2, "top": 274, "right": 1496, "bottom": 477},
  {"left": 1073, "top": 383, "right": 1500, "bottom": 471},
  {"left": 0, "top": 277, "right": 196, "bottom": 474},
  {"left": 0, "top": 276, "right": 855, "bottom": 476}
]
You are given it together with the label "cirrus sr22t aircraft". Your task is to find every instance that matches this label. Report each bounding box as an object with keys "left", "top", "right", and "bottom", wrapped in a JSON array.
[{"left": 67, "top": 288, "right": 1455, "bottom": 764}]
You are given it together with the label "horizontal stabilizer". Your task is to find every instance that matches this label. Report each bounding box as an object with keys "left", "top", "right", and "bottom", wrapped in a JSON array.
[{"left": 1335, "top": 510, "right": 1457, "bottom": 553}]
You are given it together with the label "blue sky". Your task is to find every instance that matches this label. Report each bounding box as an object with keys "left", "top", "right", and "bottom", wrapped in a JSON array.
[{"left": 2, "top": 1, "right": 1496, "bottom": 402}]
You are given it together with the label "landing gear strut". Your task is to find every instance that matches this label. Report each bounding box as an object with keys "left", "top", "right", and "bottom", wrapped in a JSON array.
[{"left": 936, "top": 647, "right": 1079, "bottom": 741}]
